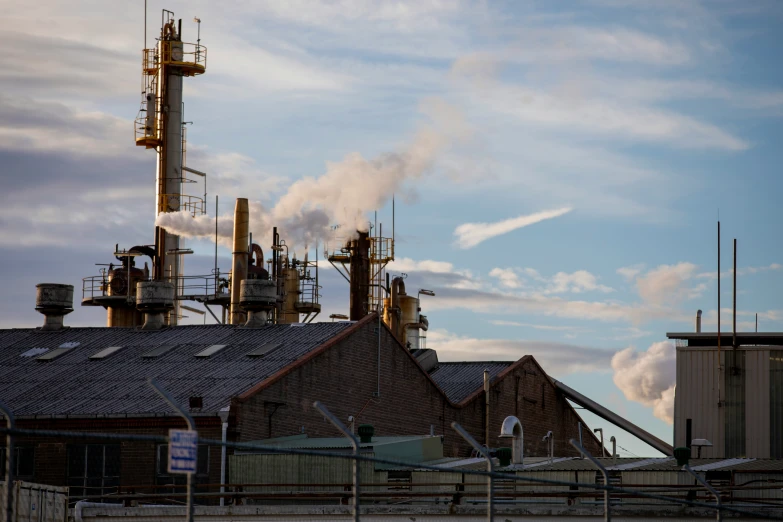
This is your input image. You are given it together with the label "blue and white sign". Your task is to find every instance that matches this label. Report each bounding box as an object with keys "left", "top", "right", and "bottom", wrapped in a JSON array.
[{"left": 168, "top": 429, "right": 198, "bottom": 474}]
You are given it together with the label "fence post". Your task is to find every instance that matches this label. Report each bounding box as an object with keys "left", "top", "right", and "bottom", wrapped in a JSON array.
[
  {"left": 313, "top": 401, "right": 360, "bottom": 522},
  {"left": 682, "top": 464, "right": 721, "bottom": 521},
  {"left": 0, "top": 401, "right": 14, "bottom": 522},
  {"left": 451, "top": 422, "right": 493, "bottom": 522},
  {"left": 570, "top": 438, "right": 610, "bottom": 521},
  {"left": 149, "top": 378, "right": 196, "bottom": 522}
]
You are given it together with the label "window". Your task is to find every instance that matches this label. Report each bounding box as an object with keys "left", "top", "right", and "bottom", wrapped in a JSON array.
[
  {"left": 67, "top": 444, "right": 120, "bottom": 500},
  {"left": 156, "top": 444, "right": 210, "bottom": 495},
  {"left": 0, "top": 447, "right": 35, "bottom": 480}
]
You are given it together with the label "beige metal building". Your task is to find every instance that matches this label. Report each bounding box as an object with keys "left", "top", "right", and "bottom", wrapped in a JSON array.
[{"left": 668, "top": 332, "right": 783, "bottom": 459}]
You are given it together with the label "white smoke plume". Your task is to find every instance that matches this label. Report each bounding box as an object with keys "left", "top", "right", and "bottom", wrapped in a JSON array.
[
  {"left": 611, "top": 341, "right": 676, "bottom": 424},
  {"left": 156, "top": 97, "right": 471, "bottom": 250}
]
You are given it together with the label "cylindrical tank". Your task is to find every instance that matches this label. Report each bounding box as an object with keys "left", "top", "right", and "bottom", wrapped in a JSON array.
[
  {"left": 240, "top": 279, "right": 276, "bottom": 328},
  {"left": 136, "top": 281, "right": 175, "bottom": 330},
  {"left": 35, "top": 283, "right": 74, "bottom": 331},
  {"left": 106, "top": 264, "right": 146, "bottom": 327},
  {"left": 278, "top": 263, "right": 300, "bottom": 324},
  {"left": 399, "top": 295, "right": 420, "bottom": 349}
]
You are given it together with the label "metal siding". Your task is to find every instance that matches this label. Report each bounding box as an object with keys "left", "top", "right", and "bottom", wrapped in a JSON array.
[
  {"left": 745, "top": 350, "right": 770, "bottom": 458},
  {"left": 676, "top": 348, "right": 724, "bottom": 458}
]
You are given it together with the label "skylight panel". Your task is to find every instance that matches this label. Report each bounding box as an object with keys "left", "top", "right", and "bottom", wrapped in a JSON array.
[
  {"left": 247, "top": 343, "right": 282, "bottom": 357},
  {"left": 21, "top": 348, "right": 48, "bottom": 358},
  {"left": 36, "top": 346, "right": 74, "bottom": 361},
  {"left": 141, "top": 345, "right": 177, "bottom": 359},
  {"left": 195, "top": 345, "right": 228, "bottom": 358},
  {"left": 90, "top": 346, "right": 125, "bottom": 360}
]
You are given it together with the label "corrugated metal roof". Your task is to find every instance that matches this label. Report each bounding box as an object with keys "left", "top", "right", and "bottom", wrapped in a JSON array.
[
  {"left": 428, "top": 361, "right": 513, "bottom": 403},
  {"left": 0, "top": 323, "right": 354, "bottom": 417}
]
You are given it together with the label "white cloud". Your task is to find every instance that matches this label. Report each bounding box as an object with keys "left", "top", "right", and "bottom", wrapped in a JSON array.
[
  {"left": 548, "top": 270, "right": 614, "bottom": 294},
  {"left": 617, "top": 264, "right": 645, "bottom": 282},
  {"left": 489, "top": 268, "right": 522, "bottom": 289},
  {"left": 611, "top": 341, "right": 676, "bottom": 424},
  {"left": 635, "top": 262, "right": 705, "bottom": 306},
  {"left": 428, "top": 329, "right": 616, "bottom": 375},
  {"left": 454, "top": 207, "right": 572, "bottom": 249}
]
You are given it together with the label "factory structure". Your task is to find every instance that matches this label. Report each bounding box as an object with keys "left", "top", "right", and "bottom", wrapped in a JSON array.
[{"left": 8, "top": 9, "right": 783, "bottom": 518}]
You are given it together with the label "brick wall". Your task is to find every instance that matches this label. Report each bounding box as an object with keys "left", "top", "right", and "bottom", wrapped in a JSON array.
[
  {"left": 236, "top": 318, "right": 602, "bottom": 458},
  {"left": 14, "top": 418, "right": 224, "bottom": 491}
]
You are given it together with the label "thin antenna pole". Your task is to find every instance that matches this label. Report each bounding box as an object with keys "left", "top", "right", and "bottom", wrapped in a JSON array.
[
  {"left": 392, "top": 195, "right": 395, "bottom": 260},
  {"left": 717, "top": 221, "right": 721, "bottom": 406},
  {"left": 733, "top": 238, "right": 737, "bottom": 350},
  {"left": 215, "top": 195, "right": 218, "bottom": 283},
  {"left": 756, "top": 313, "right": 758, "bottom": 333},
  {"left": 144, "top": 0, "right": 147, "bottom": 49}
]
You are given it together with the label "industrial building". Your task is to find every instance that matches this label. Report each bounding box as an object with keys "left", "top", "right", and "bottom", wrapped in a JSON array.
[
  {"left": 668, "top": 331, "right": 783, "bottom": 459},
  {"left": 0, "top": 295, "right": 606, "bottom": 499}
]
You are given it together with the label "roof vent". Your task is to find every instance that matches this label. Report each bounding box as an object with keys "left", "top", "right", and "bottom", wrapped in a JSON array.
[
  {"left": 136, "top": 281, "right": 175, "bottom": 330},
  {"left": 35, "top": 284, "right": 74, "bottom": 331},
  {"left": 240, "top": 280, "right": 276, "bottom": 328},
  {"left": 189, "top": 396, "right": 203, "bottom": 410},
  {"left": 357, "top": 424, "right": 374, "bottom": 443}
]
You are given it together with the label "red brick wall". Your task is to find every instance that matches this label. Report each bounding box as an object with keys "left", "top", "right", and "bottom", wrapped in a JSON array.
[
  {"left": 236, "top": 318, "right": 602, "bottom": 458},
  {"left": 14, "top": 418, "right": 224, "bottom": 490}
]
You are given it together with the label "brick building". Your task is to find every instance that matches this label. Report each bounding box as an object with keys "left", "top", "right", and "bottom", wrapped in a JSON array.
[{"left": 0, "top": 313, "right": 601, "bottom": 497}]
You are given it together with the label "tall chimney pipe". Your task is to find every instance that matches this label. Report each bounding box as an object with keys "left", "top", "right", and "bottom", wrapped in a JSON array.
[
  {"left": 349, "top": 231, "right": 371, "bottom": 321},
  {"left": 230, "top": 198, "right": 249, "bottom": 325},
  {"left": 696, "top": 310, "right": 702, "bottom": 333},
  {"left": 484, "top": 369, "right": 490, "bottom": 448},
  {"left": 733, "top": 238, "right": 737, "bottom": 350}
]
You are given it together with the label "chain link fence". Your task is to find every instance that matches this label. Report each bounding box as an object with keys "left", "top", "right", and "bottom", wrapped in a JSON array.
[{"left": 2, "top": 396, "right": 783, "bottom": 521}]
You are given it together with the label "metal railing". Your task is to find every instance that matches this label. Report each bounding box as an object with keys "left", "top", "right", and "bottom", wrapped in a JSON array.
[
  {"left": 142, "top": 42, "right": 207, "bottom": 75},
  {"left": 158, "top": 194, "right": 206, "bottom": 217}
]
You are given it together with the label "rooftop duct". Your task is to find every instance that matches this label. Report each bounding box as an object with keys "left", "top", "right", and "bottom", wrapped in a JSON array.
[
  {"left": 35, "top": 284, "right": 74, "bottom": 331},
  {"left": 136, "top": 281, "right": 175, "bottom": 330},
  {"left": 696, "top": 309, "right": 702, "bottom": 333},
  {"left": 240, "top": 279, "right": 276, "bottom": 328}
]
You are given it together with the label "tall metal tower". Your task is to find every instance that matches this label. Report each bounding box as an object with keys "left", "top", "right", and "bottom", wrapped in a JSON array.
[{"left": 135, "top": 10, "right": 207, "bottom": 325}]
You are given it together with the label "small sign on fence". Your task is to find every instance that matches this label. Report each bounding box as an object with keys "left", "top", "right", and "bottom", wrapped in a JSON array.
[{"left": 168, "top": 429, "right": 198, "bottom": 474}]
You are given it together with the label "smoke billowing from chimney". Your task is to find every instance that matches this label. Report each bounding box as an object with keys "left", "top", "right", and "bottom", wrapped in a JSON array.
[
  {"left": 156, "top": 98, "right": 470, "bottom": 249},
  {"left": 611, "top": 341, "right": 675, "bottom": 424}
]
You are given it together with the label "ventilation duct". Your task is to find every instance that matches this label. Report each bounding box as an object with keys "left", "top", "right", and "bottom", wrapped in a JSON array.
[
  {"left": 136, "top": 281, "right": 175, "bottom": 330},
  {"left": 35, "top": 284, "right": 74, "bottom": 331}
]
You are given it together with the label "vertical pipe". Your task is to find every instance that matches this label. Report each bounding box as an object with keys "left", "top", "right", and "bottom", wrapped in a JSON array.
[
  {"left": 578, "top": 422, "right": 584, "bottom": 458},
  {"left": 717, "top": 221, "right": 721, "bottom": 405},
  {"left": 733, "top": 238, "right": 737, "bottom": 351},
  {"left": 219, "top": 421, "right": 227, "bottom": 507},
  {"left": 376, "top": 310, "right": 381, "bottom": 397},
  {"left": 214, "top": 195, "right": 218, "bottom": 296},
  {"left": 696, "top": 310, "right": 702, "bottom": 333},
  {"left": 484, "top": 370, "right": 490, "bottom": 448},
  {"left": 756, "top": 313, "right": 758, "bottom": 333},
  {"left": 683, "top": 464, "right": 722, "bottom": 521},
  {"left": 229, "top": 198, "right": 249, "bottom": 325},
  {"left": 0, "top": 400, "right": 15, "bottom": 522}
]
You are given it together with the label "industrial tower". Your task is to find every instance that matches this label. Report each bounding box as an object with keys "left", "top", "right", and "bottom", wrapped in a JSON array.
[{"left": 135, "top": 10, "right": 207, "bottom": 325}]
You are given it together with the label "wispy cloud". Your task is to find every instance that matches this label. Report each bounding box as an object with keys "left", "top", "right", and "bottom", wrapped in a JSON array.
[{"left": 454, "top": 207, "right": 572, "bottom": 249}]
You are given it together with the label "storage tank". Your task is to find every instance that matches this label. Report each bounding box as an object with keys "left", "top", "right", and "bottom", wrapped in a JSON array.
[
  {"left": 106, "top": 262, "right": 147, "bottom": 327},
  {"left": 278, "top": 262, "right": 300, "bottom": 324}
]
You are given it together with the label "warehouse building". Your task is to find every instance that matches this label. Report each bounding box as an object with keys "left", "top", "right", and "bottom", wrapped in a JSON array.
[{"left": 0, "top": 312, "right": 603, "bottom": 498}]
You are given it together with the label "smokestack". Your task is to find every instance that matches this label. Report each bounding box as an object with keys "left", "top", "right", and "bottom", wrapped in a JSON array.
[
  {"left": 696, "top": 310, "right": 702, "bottom": 333},
  {"left": 349, "top": 231, "right": 371, "bottom": 321},
  {"left": 136, "top": 281, "right": 175, "bottom": 330},
  {"left": 35, "top": 284, "right": 73, "bottom": 331},
  {"left": 230, "top": 198, "right": 249, "bottom": 325}
]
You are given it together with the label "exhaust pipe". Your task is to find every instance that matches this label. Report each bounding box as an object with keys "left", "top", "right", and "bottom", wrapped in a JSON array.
[
  {"left": 696, "top": 309, "right": 702, "bottom": 333},
  {"left": 230, "top": 198, "right": 249, "bottom": 325}
]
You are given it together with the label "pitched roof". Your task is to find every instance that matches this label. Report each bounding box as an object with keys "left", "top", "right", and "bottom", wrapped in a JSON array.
[
  {"left": 0, "top": 322, "right": 356, "bottom": 417},
  {"left": 427, "top": 361, "right": 514, "bottom": 403}
]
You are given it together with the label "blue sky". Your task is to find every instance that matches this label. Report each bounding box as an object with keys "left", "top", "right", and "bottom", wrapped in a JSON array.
[{"left": 1, "top": 0, "right": 782, "bottom": 457}]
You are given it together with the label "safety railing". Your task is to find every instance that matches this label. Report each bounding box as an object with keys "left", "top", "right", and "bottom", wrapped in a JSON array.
[
  {"left": 158, "top": 194, "right": 206, "bottom": 216},
  {"left": 143, "top": 42, "right": 207, "bottom": 76}
]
